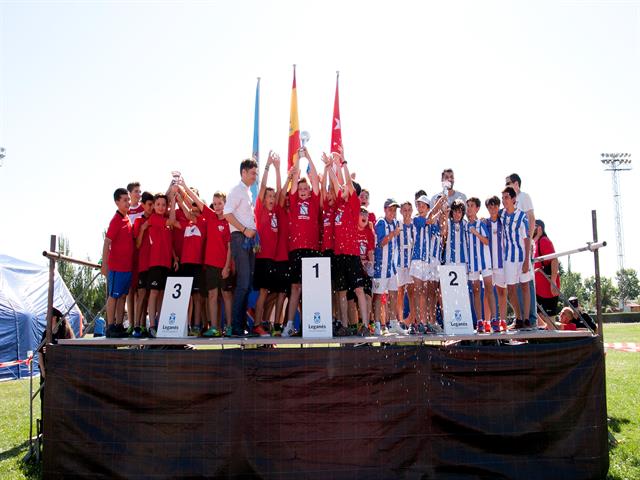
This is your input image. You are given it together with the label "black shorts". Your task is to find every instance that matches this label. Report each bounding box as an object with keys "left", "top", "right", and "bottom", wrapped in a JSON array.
[
  {"left": 137, "top": 270, "right": 149, "bottom": 290},
  {"left": 536, "top": 295, "right": 559, "bottom": 316},
  {"left": 205, "top": 265, "right": 234, "bottom": 292},
  {"left": 288, "top": 249, "right": 320, "bottom": 284},
  {"left": 179, "top": 263, "right": 204, "bottom": 294},
  {"left": 334, "top": 254, "right": 365, "bottom": 292},
  {"left": 254, "top": 258, "right": 274, "bottom": 290},
  {"left": 323, "top": 250, "right": 339, "bottom": 290},
  {"left": 271, "top": 260, "right": 291, "bottom": 294},
  {"left": 148, "top": 266, "right": 169, "bottom": 291}
]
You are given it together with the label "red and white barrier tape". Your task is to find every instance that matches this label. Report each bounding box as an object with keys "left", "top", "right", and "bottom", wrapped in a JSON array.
[
  {"left": 604, "top": 342, "right": 640, "bottom": 353},
  {"left": 0, "top": 357, "right": 33, "bottom": 368}
]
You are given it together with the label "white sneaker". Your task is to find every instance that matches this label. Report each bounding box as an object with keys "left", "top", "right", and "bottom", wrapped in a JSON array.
[
  {"left": 282, "top": 323, "right": 296, "bottom": 337},
  {"left": 388, "top": 320, "right": 408, "bottom": 335}
]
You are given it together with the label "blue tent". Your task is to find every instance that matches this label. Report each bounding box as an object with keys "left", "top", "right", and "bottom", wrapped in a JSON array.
[{"left": 0, "top": 255, "right": 81, "bottom": 380}]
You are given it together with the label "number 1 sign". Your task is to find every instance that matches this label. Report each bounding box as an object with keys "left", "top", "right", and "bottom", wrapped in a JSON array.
[
  {"left": 301, "top": 257, "right": 332, "bottom": 338},
  {"left": 157, "top": 276, "right": 193, "bottom": 337},
  {"left": 438, "top": 265, "right": 475, "bottom": 335}
]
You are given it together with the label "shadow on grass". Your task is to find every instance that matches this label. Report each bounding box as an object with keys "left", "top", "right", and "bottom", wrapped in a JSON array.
[
  {"left": 0, "top": 439, "right": 41, "bottom": 479},
  {"left": 608, "top": 416, "right": 630, "bottom": 434}
]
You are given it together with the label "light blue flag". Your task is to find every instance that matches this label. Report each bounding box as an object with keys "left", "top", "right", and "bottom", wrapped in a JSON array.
[{"left": 250, "top": 78, "right": 260, "bottom": 203}]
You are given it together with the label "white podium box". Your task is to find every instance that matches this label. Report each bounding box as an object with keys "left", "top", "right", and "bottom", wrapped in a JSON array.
[
  {"left": 157, "top": 276, "right": 193, "bottom": 338},
  {"left": 438, "top": 265, "right": 475, "bottom": 335},
  {"left": 301, "top": 257, "right": 332, "bottom": 338}
]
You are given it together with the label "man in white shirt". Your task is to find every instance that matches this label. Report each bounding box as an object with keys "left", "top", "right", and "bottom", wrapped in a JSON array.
[
  {"left": 505, "top": 173, "right": 537, "bottom": 327},
  {"left": 224, "top": 158, "right": 258, "bottom": 336}
]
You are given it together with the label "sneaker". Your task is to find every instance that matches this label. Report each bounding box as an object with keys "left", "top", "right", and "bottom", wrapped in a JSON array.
[
  {"left": 282, "top": 323, "right": 296, "bottom": 337},
  {"left": 252, "top": 324, "right": 271, "bottom": 337},
  {"left": 126, "top": 326, "right": 134, "bottom": 337},
  {"left": 374, "top": 322, "right": 382, "bottom": 336},
  {"left": 224, "top": 325, "right": 233, "bottom": 337},
  {"left": 500, "top": 319, "right": 508, "bottom": 332},
  {"left": 105, "top": 324, "right": 117, "bottom": 338},
  {"left": 356, "top": 324, "right": 370, "bottom": 337},
  {"left": 511, "top": 319, "right": 524, "bottom": 330},
  {"left": 477, "top": 321, "right": 486, "bottom": 333},
  {"left": 132, "top": 326, "right": 142, "bottom": 339},
  {"left": 408, "top": 323, "right": 417, "bottom": 335},
  {"left": 202, "top": 326, "right": 221, "bottom": 337},
  {"left": 381, "top": 326, "right": 391, "bottom": 336},
  {"left": 388, "top": 321, "right": 408, "bottom": 335},
  {"left": 114, "top": 323, "right": 126, "bottom": 338},
  {"left": 490, "top": 320, "right": 501, "bottom": 333},
  {"left": 523, "top": 319, "right": 533, "bottom": 330},
  {"left": 417, "top": 323, "right": 427, "bottom": 334},
  {"left": 334, "top": 324, "right": 350, "bottom": 337},
  {"left": 272, "top": 324, "right": 283, "bottom": 337},
  {"left": 426, "top": 322, "right": 444, "bottom": 334},
  {"left": 189, "top": 325, "right": 202, "bottom": 337},
  {"left": 148, "top": 327, "right": 157, "bottom": 338},
  {"left": 348, "top": 325, "right": 358, "bottom": 336}
]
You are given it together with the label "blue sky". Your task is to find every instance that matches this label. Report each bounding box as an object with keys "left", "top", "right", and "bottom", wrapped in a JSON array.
[{"left": 1, "top": 0, "right": 638, "bottom": 280}]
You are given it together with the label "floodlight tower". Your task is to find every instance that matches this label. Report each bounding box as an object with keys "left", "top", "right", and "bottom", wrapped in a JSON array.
[{"left": 601, "top": 152, "right": 632, "bottom": 306}]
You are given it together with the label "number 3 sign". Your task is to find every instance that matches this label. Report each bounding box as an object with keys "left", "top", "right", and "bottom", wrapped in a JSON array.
[
  {"left": 157, "top": 276, "right": 193, "bottom": 337},
  {"left": 438, "top": 265, "right": 475, "bottom": 335}
]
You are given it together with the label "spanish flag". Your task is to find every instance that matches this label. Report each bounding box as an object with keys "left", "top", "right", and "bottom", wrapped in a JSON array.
[{"left": 287, "top": 65, "right": 300, "bottom": 170}]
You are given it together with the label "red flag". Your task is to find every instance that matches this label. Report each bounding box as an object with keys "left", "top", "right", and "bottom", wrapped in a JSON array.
[
  {"left": 287, "top": 66, "right": 300, "bottom": 170},
  {"left": 330, "top": 72, "right": 342, "bottom": 155}
]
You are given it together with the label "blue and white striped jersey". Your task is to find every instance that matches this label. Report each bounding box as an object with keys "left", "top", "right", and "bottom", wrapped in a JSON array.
[
  {"left": 465, "top": 219, "right": 490, "bottom": 273},
  {"left": 397, "top": 222, "right": 415, "bottom": 269},
  {"left": 500, "top": 208, "right": 530, "bottom": 263},
  {"left": 374, "top": 218, "right": 400, "bottom": 279},
  {"left": 445, "top": 219, "right": 468, "bottom": 265},
  {"left": 429, "top": 223, "right": 443, "bottom": 265},
  {"left": 484, "top": 217, "right": 504, "bottom": 269},
  {"left": 412, "top": 216, "right": 429, "bottom": 262}
]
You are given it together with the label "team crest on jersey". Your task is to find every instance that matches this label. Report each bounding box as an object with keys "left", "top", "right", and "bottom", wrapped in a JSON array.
[
  {"left": 299, "top": 202, "right": 309, "bottom": 216},
  {"left": 218, "top": 225, "right": 225, "bottom": 232},
  {"left": 270, "top": 214, "right": 278, "bottom": 231},
  {"left": 184, "top": 225, "right": 201, "bottom": 238},
  {"left": 360, "top": 242, "right": 367, "bottom": 256},
  {"left": 335, "top": 212, "right": 343, "bottom": 224}
]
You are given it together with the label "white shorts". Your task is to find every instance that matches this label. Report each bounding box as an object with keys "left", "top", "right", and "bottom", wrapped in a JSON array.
[
  {"left": 468, "top": 270, "right": 492, "bottom": 282},
  {"left": 426, "top": 260, "right": 439, "bottom": 282},
  {"left": 409, "top": 261, "right": 429, "bottom": 282},
  {"left": 372, "top": 275, "right": 398, "bottom": 295},
  {"left": 504, "top": 261, "right": 533, "bottom": 286},
  {"left": 396, "top": 267, "right": 413, "bottom": 287},
  {"left": 492, "top": 268, "right": 506, "bottom": 288}
]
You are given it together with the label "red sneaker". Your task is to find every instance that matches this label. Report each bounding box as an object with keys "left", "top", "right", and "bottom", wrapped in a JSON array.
[{"left": 252, "top": 325, "right": 271, "bottom": 337}]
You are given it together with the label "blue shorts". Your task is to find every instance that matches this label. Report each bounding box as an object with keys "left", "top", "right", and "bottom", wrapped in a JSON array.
[{"left": 108, "top": 271, "right": 132, "bottom": 299}]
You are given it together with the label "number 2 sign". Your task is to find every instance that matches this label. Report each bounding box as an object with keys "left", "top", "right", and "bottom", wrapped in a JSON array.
[
  {"left": 157, "top": 276, "right": 193, "bottom": 337},
  {"left": 438, "top": 265, "right": 475, "bottom": 335}
]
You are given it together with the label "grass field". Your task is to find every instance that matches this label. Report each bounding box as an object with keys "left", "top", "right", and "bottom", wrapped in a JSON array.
[{"left": 1, "top": 324, "right": 638, "bottom": 479}]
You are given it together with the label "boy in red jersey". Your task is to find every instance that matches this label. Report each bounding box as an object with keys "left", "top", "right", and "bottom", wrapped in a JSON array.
[
  {"left": 282, "top": 147, "right": 320, "bottom": 337},
  {"left": 146, "top": 192, "right": 180, "bottom": 337},
  {"left": 319, "top": 158, "right": 341, "bottom": 328},
  {"left": 323, "top": 152, "right": 369, "bottom": 336},
  {"left": 355, "top": 207, "right": 375, "bottom": 331},
  {"left": 132, "top": 191, "right": 154, "bottom": 337},
  {"left": 101, "top": 188, "right": 134, "bottom": 338},
  {"left": 126, "top": 181, "right": 143, "bottom": 332},
  {"left": 182, "top": 184, "right": 233, "bottom": 337},
  {"left": 253, "top": 151, "right": 282, "bottom": 336},
  {"left": 175, "top": 186, "right": 207, "bottom": 336}
]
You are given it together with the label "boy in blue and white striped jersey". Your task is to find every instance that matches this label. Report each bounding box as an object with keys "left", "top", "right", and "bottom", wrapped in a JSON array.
[
  {"left": 442, "top": 199, "right": 468, "bottom": 267},
  {"left": 501, "top": 187, "right": 532, "bottom": 329},
  {"left": 396, "top": 201, "right": 415, "bottom": 324},
  {"left": 373, "top": 199, "right": 404, "bottom": 335},
  {"left": 466, "top": 197, "right": 496, "bottom": 332},
  {"left": 484, "top": 196, "right": 508, "bottom": 332}
]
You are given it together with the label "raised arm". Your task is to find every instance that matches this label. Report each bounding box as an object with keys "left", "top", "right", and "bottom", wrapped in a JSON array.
[
  {"left": 302, "top": 147, "right": 320, "bottom": 196},
  {"left": 258, "top": 151, "right": 275, "bottom": 203},
  {"left": 289, "top": 162, "right": 301, "bottom": 196}
]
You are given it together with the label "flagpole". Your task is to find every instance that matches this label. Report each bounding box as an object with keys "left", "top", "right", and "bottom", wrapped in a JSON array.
[{"left": 250, "top": 77, "right": 260, "bottom": 203}]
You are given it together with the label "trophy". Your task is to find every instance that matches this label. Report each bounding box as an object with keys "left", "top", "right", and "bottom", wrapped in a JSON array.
[
  {"left": 299, "top": 131, "right": 310, "bottom": 159},
  {"left": 442, "top": 180, "right": 451, "bottom": 197},
  {"left": 171, "top": 171, "right": 182, "bottom": 193}
]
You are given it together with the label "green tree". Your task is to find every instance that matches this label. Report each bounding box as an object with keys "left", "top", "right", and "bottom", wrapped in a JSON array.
[
  {"left": 616, "top": 268, "right": 640, "bottom": 304},
  {"left": 584, "top": 276, "right": 618, "bottom": 312},
  {"left": 560, "top": 271, "right": 587, "bottom": 306}
]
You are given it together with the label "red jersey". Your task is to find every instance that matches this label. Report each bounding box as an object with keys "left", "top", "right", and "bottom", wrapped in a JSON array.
[
  {"left": 148, "top": 213, "right": 173, "bottom": 269},
  {"left": 534, "top": 236, "right": 561, "bottom": 298},
  {"left": 106, "top": 211, "right": 133, "bottom": 272},
  {"left": 333, "top": 192, "right": 360, "bottom": 256},
  {"left": 255, "top": 198, "right": 278, "bottom": 260},
  {"left": 202, "top": 206, "right": 230, "bottom": 268},
  {"left": 128, "top": 203, "right": 145, "bottom": 225},
  {"left": 368, "top": 212, "right": 376, "bottom": 225},
  {"left": 172, "top": 208, "right": 187, "bottom": 262},
  {"left": 133, "top": 215, "right": 151, "bottom": 273},
  {"left": 357, "top": 226, "right": 375, "bottom": 263},
  {"left": 274, "top": 205, "right": 290, "bottom": 262},
  {"left": 288, "top": 191, "right": 320, "bottom": 251},
  {"left": 181, "top": 214, "right": 206, "bottom": 265},
  {"left": 321, "top": 199, "right": 335, "bottom": 252}
]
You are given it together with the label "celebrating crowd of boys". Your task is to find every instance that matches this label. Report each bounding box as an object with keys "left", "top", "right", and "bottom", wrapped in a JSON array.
[{"left": 101, "top": 149, "right": 549, "bottom": 338}]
